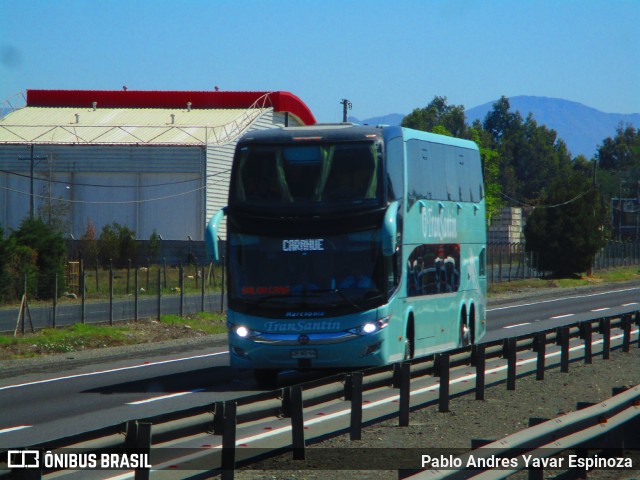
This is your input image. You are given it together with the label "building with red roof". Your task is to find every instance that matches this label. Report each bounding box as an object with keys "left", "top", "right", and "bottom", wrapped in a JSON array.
[{"left": 0, "top": 89, "right": 316, "bottom": 244}]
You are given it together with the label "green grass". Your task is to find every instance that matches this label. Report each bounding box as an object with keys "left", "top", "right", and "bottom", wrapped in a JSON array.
[
  {"left": 592, "top": 266, "right": 640, "bottom": 282},
  {"left": 488, "top": 266, "right": 640, "bottom": 296},
  {"left": 0, "top": 323, "right": 133, "bottom": 357},
  {"left": 0, "top": 311, "right": 227, "bottom": 360},
  {"left": 160, "top": 311, "right": 228, "bottom": 335}
]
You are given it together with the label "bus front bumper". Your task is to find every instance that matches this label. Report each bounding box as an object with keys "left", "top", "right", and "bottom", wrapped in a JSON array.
[{"left": 228, "top": 329, "right": 395, "bottom": 369}]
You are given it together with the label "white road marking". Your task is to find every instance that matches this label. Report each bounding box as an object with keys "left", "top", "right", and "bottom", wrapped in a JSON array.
[
  {"left": 591, "top": 307, "right": 610, "bottom": 312},
  {"left": 0, "top": 425, "right": 31, "bottom": 434},
  {"left": 0, "top": 351, "right": 228, "bottom": 392},
  {"left": 126, "top": 389, "right": 205, "bottom": 405},
  {"left": 622, "top": 302, "right": 638, "bottom": 306},
  {"left": 550, "top": 313, "right": 574, "bottom": 319},
  {"left": 503, "top": 322, "right": 531, "bottom": 329},
  {"left": 487, "top": 287, "right": 640, "bottom": 312}
]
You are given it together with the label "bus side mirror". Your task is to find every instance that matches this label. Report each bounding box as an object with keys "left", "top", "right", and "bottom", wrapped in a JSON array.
[
  {"left": 205, "top": 208, "right": 226, "bottom": 262},
  {"left": 382, "top": 201, "right": 399, "bottom": 256}
]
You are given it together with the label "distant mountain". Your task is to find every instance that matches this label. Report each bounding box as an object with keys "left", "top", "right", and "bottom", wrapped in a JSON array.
[
  {"left": 466, "top": 96, "right": 640, "bottom": 158},
  {"left": 350, "top": 96, "right": 640, "bottom": 159},
  {"left": 348, "top": 113, "right": 405, "bottom": 127}
]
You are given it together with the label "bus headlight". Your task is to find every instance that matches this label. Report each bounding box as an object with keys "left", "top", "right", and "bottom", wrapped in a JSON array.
[
  {"left": 349, "top": 316, "right": 390, "bottom": 336},
  {"left": 231, "top": 325, "right": 256, "bottom": 339},
  {"left": 236, "top": 326, "right": 250, "bottom": 338},
  {"left": 362, "top": 323, "right": 378, "bottom": 334}
]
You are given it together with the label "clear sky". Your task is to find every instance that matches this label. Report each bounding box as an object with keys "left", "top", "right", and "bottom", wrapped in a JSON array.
[{"left": 1, "top": 0, "right": 638, "bottom": 123}]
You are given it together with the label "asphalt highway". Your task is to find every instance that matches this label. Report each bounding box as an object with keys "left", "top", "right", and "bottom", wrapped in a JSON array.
[{"left": 0, "top": 284, "right": 638, "bottom": 450}]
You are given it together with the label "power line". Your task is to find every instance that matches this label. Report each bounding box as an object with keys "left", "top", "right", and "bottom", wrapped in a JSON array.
[
  {"left": 0, "top": 176, "right": 231, "bottom": 205},
  {"left": 0, "top": 168, "right": 231, "bottom": 188},
  {"left": 499, "top": 187, "right": 594, "bottom": 209}
]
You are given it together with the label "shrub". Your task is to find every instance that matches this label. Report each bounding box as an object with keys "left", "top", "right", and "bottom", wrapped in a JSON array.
[
  {"left": 99, "top": 222, "right": 137, "bottom": 267},
  {"left": 11, "top": 217, "right": 66, "bottom": 299}
]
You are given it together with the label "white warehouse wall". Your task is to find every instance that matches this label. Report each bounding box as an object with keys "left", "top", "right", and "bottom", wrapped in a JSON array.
[{"left": 1, "top": 109, "right": 304, "bottom": 240}]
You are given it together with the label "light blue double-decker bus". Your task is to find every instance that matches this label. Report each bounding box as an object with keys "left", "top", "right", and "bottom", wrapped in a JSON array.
[{"left": 206, "top": 124, "right": 486, "bottom": 385}]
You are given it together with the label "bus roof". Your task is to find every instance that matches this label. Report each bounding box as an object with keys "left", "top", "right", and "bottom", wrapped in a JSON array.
[
  {"left": 399, "top": 127, "right": 480, "bottom": 151},
  {"left": 238, "top": 124, "right": 384, "bottom": 144},
  {"left": 238, "top": 124, "right": 479, "bottom": 151}
]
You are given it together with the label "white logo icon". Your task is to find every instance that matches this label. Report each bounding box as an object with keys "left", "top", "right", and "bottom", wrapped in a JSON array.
[{"left": 8, "top": 450, "right": 40, "bottom": 468}]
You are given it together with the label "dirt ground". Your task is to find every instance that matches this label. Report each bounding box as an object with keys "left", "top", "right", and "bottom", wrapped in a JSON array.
[{"left": 236, "top": 346, "right": 640, "bottom": 480}]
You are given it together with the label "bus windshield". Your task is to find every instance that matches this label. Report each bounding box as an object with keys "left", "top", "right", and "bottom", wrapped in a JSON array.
[
  {"left": 227, "top": 229, "right": 385, "bottom": 317},
  {"left": 231, "top": 141, "right": 382, "bottom": 208}
]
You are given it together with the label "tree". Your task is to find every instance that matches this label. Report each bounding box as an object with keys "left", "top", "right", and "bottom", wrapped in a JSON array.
[
  {"left": 482, "top": 96, "right": 575, "bottom": 205},
  {"left": 11, "top": 217, "right": 66, "bottom": 299},
  {"left": 483, "top": 96, "right": 522, "bottom": 143},
  {"left": 37, "top": 169, "right": 71, "bottom": 236},
  {"left": 524, "top": 168, "right": 607, "bottom": 277},
  {"left": 470, "top": 122, "right": 503, "bottom": 221},
  {"left": 0, "top": 226, "right": 15, "bottom": 302},
  {"left": 401, "top": 96, "right": 469, "bottom": 138},
  {"left": 597, "top": 124, "right": 640, "bottom": 171},
  {"left": 8, "top": 245, "right": 38, "bottom": 300},
  {"left": 80, "top": 219, "right": 99, "bottom": 265},
  {"left": 99, "top": 222, "right": 137, "bottom": 267},
  {"left": 149, "top": 229, "right": 161, "bottom": 260},
  {"left": 595, "top": 124, "right": 640, "bottom": 203}
]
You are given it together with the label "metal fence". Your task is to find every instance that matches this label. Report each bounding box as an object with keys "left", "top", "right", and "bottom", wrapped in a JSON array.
[
  {"left": 2, "top": 261, "right": 226, "bottom": 334},
  {"left": 593, "top": 240, "right": 640, "bottom": 270},
  {"left": 486, "top": 243, "right": 539, "bottom": 283},
  {"left": 2, "top": 241, "right": 640, "bottom": 332},
  {"left": 487, "top": 240, "right": 640, "bottom": 283}
]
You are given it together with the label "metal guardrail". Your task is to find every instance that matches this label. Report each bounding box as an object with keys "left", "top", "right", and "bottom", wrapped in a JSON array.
[
  {"left": 412, "top": 384, "right": 640, "bottom": 480},
  {"left": 1, "top": 310, "right": 638, "bottom": 479}
]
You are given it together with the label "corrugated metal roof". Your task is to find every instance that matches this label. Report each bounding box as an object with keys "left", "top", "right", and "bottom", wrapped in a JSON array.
[
  {"left": 25, "top": 90, "right": 317, "bottom": 125},
  {"left": 0, "top": 105, "right": 269, "bottom": 145}
]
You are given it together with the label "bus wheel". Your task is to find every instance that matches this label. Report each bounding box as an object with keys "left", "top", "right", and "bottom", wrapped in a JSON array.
[
  {"left": 459, "top": 314, "right": 471, "bottom": 348},
  {"left": 254, "top": 369, "right": 279, "bottom": 388}
]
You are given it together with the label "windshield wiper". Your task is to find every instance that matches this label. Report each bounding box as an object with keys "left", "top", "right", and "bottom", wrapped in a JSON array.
[
  {"left": 242, "top": 287, "right": 381, "bottom": 314},
  {"left": 245, "top": 295, "right": 293, "bottom": 312},
  {"left": 304, "top": 288, "right": 362, "bottom": 311}
]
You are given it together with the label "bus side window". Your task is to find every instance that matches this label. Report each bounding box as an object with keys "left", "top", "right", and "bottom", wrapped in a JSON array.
[
  {"left": 479, "top": 248, "right": 486, "bottom": 276},
  {"left": 386, "top": 249, "right": 401, "bottom": 297},
  {"left": 387, "top": 214, "right": 402, "bottom": 297}
]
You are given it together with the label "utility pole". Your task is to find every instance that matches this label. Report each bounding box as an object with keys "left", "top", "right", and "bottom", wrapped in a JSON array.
[
  {"left": 18, "top": 145, "right": 46, "bottom": 219},
  {"left": 637, "top": 180, "right": 640, "bottom": 241},
  {"left": 340, "top": 99, "right": 352, "bottom": 123},
  {"left": 619, "top": 181, "right": 623, "bottom": 241},
  {"left": 30, "top": 144, "right": 34, "bottom": 219}
]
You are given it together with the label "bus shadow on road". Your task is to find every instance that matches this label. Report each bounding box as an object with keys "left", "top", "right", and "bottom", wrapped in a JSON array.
[{"left": 82, "top": 366, "right": 256, "bottom": 395}]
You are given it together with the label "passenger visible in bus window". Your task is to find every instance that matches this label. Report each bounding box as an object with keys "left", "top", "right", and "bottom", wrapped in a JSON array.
[
  {"left": 444, "top": 250, "right": 458, "bottom": 292},
  {"left": 339, "top": 272, "right": 375, "bottom": 290},
  {"left": 434, "top": 246, "right": 459, "bottom": 293},
  {"left": 434, "top": 247, "right": 446, "bottom": 293},
  {"left": 339, "top": 259, "right": 375, "bottom": 291}
]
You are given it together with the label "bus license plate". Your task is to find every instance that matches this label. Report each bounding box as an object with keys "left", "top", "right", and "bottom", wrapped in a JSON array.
[{"left": 290, "top": 349, "right": 317, "bottom": 359}]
